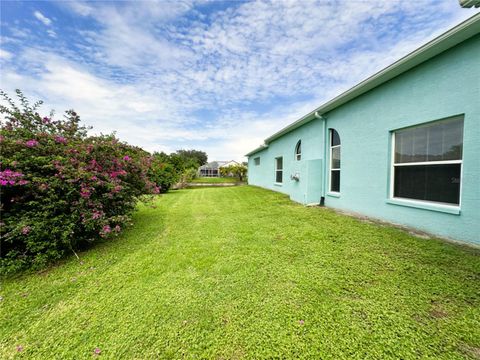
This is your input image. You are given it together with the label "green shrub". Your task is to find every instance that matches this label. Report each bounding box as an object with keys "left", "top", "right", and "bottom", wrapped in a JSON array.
[
  {"left": 151, "top": 151, "right": 204, "bottom": 191},
  {"left": 0, "top": 90, "right": 159, "bottom": 274},
  {"left": 148, "top": 160, "right": 179, "bottom": 193},
  {"left": 182, "top": 167, "right": 198, "bottom": 182}
]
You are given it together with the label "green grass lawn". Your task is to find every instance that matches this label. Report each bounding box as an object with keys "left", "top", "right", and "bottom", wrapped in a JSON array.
[
  {"left": 1, "top": 186, "right": 479, "bottom": 359},
  {"left": 190, "top": 176, "right": 240, "bottom": 183}
]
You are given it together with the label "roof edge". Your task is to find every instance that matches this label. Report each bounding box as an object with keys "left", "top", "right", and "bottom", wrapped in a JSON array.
[
  {"left": 261, "top": 13, "right": 480, "bottom": 145},
  {"left": 245, "top": 144, "right": 268, "bottom": 157}
]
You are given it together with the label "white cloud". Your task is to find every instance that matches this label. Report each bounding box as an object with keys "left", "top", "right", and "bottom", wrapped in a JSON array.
[
  {"left": 33, "top": 11, "right": 52, "bottom": 26},
  {"left": 46, "top": 29, "right": 57, "bottom": 38},
  {"left": 66, "top": 1, "right": 94, "bottom": 17},
  {"left": 3, "top": 1, "right": 478, "bottom": 161},
  {"left": 62, "top": 1, "right": 195, "bottom": 69},
  {"left": 0, "top": 49, "right": 13, "bottom": 60}
]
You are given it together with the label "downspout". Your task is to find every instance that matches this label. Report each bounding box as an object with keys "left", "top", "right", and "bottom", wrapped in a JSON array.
[{"left": 314, "top": 111, "right": 327, "bottom": 206}]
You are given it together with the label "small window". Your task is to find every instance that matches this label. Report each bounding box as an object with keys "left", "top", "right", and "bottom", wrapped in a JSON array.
[
  {"left": 392, "top": 116, "right": 463, "bottom": 205},
  {"left": 275, "top": 157, "right": 283, "bottom": 183},
  {"left": 295, "top": 140, "right": 302, "bottom": 161},
  {"left": 254, "top": 157, "right": 260, "bottom": 166},
  {"left": 329, "top": 129, "right": 341, "bottom": 192}
]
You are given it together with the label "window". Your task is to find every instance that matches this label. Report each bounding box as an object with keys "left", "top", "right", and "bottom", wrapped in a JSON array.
[
  {"left": 295, "top": 140, "right": 302, "bottom": 161},
  {"left": 254, "top": 157, "right": 260, "bottom": 166},
  {"left": 275, "top": 157, "right": 283, "bottom": 183},
  {"left": 392, "top": 116, "right": 463, "bottom": 205},
  {"left": 329, "top": 129, "right": 341, "bottom": 192}
]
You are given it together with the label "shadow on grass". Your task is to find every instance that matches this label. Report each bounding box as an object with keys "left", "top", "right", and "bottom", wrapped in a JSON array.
[{"left": 3, "top": 198, "right": 168, "bottom": 280}]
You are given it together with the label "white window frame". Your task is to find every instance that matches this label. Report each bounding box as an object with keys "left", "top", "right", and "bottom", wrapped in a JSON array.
[
  {"left": 329, "top": 130, "right": 340, "bottom": 194},
  {"left": 389, "top": 118, "right": 463, "bottom": 210},
  {"left": 254, "top": 157, "right": 260, "bottom": 166},
  {"left": 275, "top": 157, "right": 283, "bottom": 184},
  {"left": 295, "top": 140, "right": 302, "bottom": 161}
]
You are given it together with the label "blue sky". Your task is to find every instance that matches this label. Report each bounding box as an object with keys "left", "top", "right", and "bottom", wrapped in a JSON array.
[{"left": 0, "top": 1, "right": 478, "bottom": 161}]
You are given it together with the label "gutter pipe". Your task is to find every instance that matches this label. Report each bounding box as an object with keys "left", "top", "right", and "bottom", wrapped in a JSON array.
[{"left": 314, "top": 111, "right": 327, "bottom": 206}]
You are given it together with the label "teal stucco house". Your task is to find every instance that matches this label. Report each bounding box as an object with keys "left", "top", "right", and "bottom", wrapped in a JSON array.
[{"left": 246, "top": 14, "right": 480, "bottom": 245}]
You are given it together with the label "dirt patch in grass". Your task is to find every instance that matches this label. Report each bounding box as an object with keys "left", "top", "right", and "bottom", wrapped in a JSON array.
[{"left": 459, "top": 344, "right": 480, "bottom": 359}]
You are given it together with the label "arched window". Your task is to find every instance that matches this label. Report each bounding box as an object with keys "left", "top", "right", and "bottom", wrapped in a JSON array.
[
  {"left": 295, "top": 140, "right": 302, "bottom": 161},
  {"left": 330, "top": 129, "right": 340, "bottom": 193}
]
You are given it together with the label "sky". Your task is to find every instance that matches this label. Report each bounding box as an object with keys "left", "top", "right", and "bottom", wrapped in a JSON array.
[{"left": 0, "top": 1, "right": 478, "bottom": 161}]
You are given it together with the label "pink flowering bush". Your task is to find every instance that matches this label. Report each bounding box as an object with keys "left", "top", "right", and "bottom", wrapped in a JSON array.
[{"left": 0, "top": 90, "right": 160, "bottom": 274}]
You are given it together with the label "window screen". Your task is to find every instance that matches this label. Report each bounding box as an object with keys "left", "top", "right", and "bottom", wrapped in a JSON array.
[{"left": 392, "top": 116, "right": 463, "bottom": 205}]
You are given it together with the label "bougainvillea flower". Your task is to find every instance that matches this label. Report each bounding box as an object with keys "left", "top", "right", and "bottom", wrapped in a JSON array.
[
  {"left": 54, "top": 136, "right": 67, "bottom": 144},
  {"left": 25, "top": 139, "right": 39, "bottom": 147},
  {"left": 21, "top": 226, "right": 31, "bottom": 235},
  {"left": 0, "top": 169, "right": 27, "bottom": 186}
]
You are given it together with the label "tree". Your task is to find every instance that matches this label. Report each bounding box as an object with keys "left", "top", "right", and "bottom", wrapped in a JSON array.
[
  {"left": 175, "top": 149, "right": 208, "bottom": 166},
  {"left": 148, "top": 158, "right": 180, "bottom": 193},
  {"left": 219, "top": 164, "right": 247, "bottom": 182},
  {"left": 150, "top": 149, "right": 206, "bottom": 191}
]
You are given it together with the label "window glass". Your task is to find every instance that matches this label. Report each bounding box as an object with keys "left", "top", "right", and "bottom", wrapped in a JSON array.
[
  {"left": 295, "top": 141, "right": 302, "bottom": 161},
  {"left": 394, "top": 164, "right": 461, "bottom": 204},
  {"left": 275, "top": 157, "right": 283, "bottom": 183},
  {"left": 330, "top": 129, "right": 341, "bottom": 192},
  {"left": 331, "top": 170, "right": 340, "bottom": 192},
  {"left": 276, "top": 170, "right": 283, "bottom": 183},
  {"left": 276, "top": 157, "right": 283, "bottom": 170},
  {"left": 331, "top": 130, "right": 341, "bottom": 146},
  {"left": 331, "top": 147, "right": 341, "bottom": 169},
  {"left": 395, "top": 117, "right": 463, "bottom": 163},
  {"left": 441, "top": 120, "right": 463, "bottom": 160},
  {"left": 254, "top": 157, "right": 260, "bottom": 166}
]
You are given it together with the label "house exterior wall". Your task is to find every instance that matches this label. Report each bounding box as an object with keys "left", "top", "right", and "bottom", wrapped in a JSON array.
[
  {"left": 247, "top": 34, "right": 480, "bottom": 245},
  {"left": 248, "top": 119, "right": 325, "bottom": 205}
]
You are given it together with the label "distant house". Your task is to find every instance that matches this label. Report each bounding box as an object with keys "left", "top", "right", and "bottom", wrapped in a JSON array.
[
  {"left": 198, "top": 160, "right": 239, "bottom": 177},
  {"left": 246, "top": 15, "right": 480, "bottom": 245}
]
